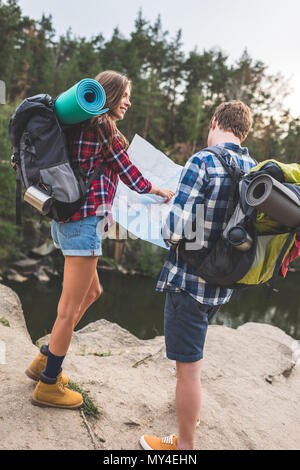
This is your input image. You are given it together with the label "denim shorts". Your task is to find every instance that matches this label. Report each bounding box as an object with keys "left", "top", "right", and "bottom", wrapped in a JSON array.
[
  {"left": 164, "top": 290, "right": 220, "bottom": 363},
  {"left": 51, "top": 215, "right": 103, "bottom": 256}
]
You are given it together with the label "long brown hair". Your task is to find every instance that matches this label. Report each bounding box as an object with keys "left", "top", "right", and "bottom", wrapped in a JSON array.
[{"left": 85, "top": 70, "right": 131, "bottom": 151}]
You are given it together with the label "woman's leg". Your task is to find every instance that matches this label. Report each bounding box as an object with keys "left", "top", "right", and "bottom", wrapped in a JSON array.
[
  {"left": 31, "top": 256, "right": 99, "bottom": 408},
  {"left": 73, "top": 269, "right": 102, "bottom": 328},
  {"left": 49, "top": 255, "right": 99, "bottom": 357}
]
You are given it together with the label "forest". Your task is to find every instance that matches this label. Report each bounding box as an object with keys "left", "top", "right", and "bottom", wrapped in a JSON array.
[{"left": 1, "top": 0, "right": 300, "bottom": 269}]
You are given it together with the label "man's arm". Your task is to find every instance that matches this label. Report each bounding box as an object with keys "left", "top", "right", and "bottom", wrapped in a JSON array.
[{"left": 161, "top": 154, "right": 210, "bottom": 247}]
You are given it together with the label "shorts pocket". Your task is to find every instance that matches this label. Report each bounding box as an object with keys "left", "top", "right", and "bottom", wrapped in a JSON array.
[
  {"left": 50, "top": 220, "right": 59, "bottom": 246},
  {"left": 168, "top": 291, "right": 182, "bottom": 313},
  {"left": 58, "top": 219, "right": 83, "bottom": 239}
]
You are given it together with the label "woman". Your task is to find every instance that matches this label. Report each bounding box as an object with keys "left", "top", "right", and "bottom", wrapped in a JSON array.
[{"left": 26, "top": 70, "right": 174, "bottom": 409}]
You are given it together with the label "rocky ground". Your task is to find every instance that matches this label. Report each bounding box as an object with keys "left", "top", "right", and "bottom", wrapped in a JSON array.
[{"left": 0, "top": 283, "right": 299, "bottom": 450}]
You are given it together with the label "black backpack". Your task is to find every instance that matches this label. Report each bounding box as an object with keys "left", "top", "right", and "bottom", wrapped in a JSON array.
[
  {"left": 178, "top": 146, "right": 300, "bottom": 290},
  {"left": 9, "top": 94, "right": 105, "bottom": 224}
]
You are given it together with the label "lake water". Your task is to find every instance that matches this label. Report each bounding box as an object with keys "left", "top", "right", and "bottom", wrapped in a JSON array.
[{"left": 3, "top": 269, "right": 300, "bottom": 343}]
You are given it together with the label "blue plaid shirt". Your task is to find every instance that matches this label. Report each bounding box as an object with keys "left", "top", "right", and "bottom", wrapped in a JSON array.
[{"left": 156, "top": 142, "right": 257, "bottom": 305}]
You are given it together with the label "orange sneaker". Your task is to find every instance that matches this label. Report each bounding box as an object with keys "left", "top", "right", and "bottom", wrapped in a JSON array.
[{"left": 140, "top": 433, "right": 178, "bottom": 451}]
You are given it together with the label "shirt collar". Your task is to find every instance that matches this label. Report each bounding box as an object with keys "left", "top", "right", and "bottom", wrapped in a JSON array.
[{"left": 216, "top": 142, "right": 249, "bottom": 155}]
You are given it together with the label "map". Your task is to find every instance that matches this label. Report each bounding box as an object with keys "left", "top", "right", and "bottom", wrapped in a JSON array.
[{"left": 112, "top": 135, "right": 183, "bottom": 248}]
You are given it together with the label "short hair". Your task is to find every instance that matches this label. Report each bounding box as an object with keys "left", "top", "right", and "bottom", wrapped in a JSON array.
[{"left": 212, "top": 100, "right": 253, "bottom": 141}]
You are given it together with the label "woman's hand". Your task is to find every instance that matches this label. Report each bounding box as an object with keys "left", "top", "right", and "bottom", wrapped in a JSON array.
[{"left": 150, "top": 186, "right": 175, "bottom": 203}]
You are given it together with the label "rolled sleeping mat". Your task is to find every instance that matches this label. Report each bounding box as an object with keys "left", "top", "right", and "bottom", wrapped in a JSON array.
[
  {"left": 54, "top": 78, "right": 109, "bottom": 125},
  {"left": 245, "top": 174, "right": 300, "bottom": 228}
]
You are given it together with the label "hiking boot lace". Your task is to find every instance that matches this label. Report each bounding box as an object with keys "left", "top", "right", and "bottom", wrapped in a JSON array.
[
  {"left": 162, "top": 434, "right": 175, "bottom": 445},
  {"left": 57, "top": 375, "right": 66, "bottom": 392}
]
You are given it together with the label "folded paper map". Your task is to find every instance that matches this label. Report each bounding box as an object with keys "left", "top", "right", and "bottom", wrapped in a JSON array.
[{"left": 112, "top": 135, "right": 183, "bottom": 248}]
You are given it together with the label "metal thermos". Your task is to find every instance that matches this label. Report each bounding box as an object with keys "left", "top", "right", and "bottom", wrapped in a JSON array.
[
  {"left": 24, "top": 185, "right": 53, "bottom": 215},
  {"left": 227, "top": 225, "right": 253, "bottom": 251}
]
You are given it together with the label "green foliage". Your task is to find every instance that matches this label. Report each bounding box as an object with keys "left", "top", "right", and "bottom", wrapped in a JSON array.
[
  {"left": 0, "top": 219, "right": 21, "bottom": 262},
  {"left": 88, "top": 351, "right": 113, "bottom": 357},
  {"left": 1, "top": 1, "right": 300, "bottom": 269},
  {"left": 0, "top": 316, "right": 10, "bottom": 327},
  {"left": 0, "top": 102, "right": 16, "bottom": 218},
  {"left": 282, "top": 117, "right": 300, "bottom": 163},
  {"left": 0, "top": 102, "right": 23, "bottom": 263},
  {"left": 125, "top": 239, "right": 166, "bottom": 278},
  {"left": 68, "top": 380, "right": 100, "bottom": 419},
  {"left": 290, "top": 255, "right": 300, "bottom": 271},
  {"left": 1, "top": 2, "right": 298, "bottom": 155}
]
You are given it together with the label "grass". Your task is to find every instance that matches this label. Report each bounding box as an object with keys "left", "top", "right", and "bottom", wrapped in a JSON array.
[
  {"left": 68, "top": 380, "right": 100, "bottom": 420},
  {"left": 0, "top": 317, "right": 10, "bottom": 327},
  {"left": 88, "top": 351, "right": 113, "bottom": 357},
  {"left": 76, "top": 350, "right": 124, "bottom": 357}
]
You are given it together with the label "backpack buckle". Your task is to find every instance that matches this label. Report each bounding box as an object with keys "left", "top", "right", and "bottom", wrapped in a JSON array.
[
  {"left": 10, "top": 154, "right": 16, "bottom": 168},
  {"left": 227, "top": 155, "right": 233, "bottom": 165},
  {"left": 23, "top": 131, "right": 34, "bottom": 147},
  {"left": 10, "top": 153, "right": 19, "bottom": 170}
]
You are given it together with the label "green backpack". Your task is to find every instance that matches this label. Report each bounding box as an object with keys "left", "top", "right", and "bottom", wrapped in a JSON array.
[{"left": 178, "top": 149, "right": 300, "bottom": 290}]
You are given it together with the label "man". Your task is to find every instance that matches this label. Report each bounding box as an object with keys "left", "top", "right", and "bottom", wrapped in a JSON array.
[{"left": 140, "top": 100, "right": 256, "bottom": 450}]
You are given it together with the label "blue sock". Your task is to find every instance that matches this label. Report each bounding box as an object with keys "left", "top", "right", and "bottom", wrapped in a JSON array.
[{"left": 43, "top": 349, "right": 65, "bottom": 379}]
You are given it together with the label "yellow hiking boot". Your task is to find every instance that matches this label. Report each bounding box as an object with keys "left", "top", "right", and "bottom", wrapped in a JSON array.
[
  {"left": 140, "top": 434, "right": 178, "bottom": 450},
  {"left": 31, "top": 372, "right": 83, "bottom": 409},
  {"left": 25, "top": 345, "right": 69, "bottom": 386}
]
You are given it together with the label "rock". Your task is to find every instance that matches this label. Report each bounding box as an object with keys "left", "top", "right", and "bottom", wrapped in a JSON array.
[
  {"left": 21, "top": 219, "right": 51, "bottom": 252},
  {"left": 33, "top": 267, "right": 50, "bottom": 283},
  {"left": 117, "top": 265, "right": 128, "bottom": 275},
  {"left": 0, "top": 282, "right": 300, "bottom": 450},
  {"left": 5, "top": 269, "right": 28, "bottom": 283},
  {"left": 22, "top": 220, "right": 44, "bottom": 251},
  {"left": 98, "top": 258, "right": 116, "bottom": 270},
  {"left": 43, "top": 266, "right": 59, "bottom": 277},
  {"left": 265, "top": 375, "right": 273, "bottom": 384},
  {"left": 12, "top": 257, "right": 41, "bottom": 275},
  {"left": 30, "top": 240, "right": 57, "bottom": 257}
]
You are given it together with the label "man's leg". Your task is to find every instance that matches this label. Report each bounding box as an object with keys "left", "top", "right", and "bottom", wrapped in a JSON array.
[
  {"left": 140, "top": 292, "right": 209, "bottom": 450},
  {"left": 176, "top": 359, "right": 202, "bottom": 450}
]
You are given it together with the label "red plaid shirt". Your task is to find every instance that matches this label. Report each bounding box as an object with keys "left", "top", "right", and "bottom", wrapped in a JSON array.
[{"left": 67, "top": 119, "right": 152, "bottom": 228}]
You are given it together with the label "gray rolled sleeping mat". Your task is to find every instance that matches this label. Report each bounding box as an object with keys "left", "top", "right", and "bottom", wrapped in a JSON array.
[{"left": 245, "top": 174, "right": 300, "bottom": 228}]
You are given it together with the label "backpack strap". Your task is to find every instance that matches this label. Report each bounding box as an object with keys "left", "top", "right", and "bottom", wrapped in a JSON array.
[
  {"left": 16, "top": 167, "right": 22, "bottom": 226},
  {"left": 85, "top": 163, "right": 106, "bottom": 189},
  {"left": 63, "top": 123, "right": 105, "bottom": 195},
  {"left": 205, "top": 146, "right": 242, "bottom": 221},
  {"left": 266, "top": 224, "right": 300, "bottom": 296},
  {"left": 205, "top": 146, "right": 242, "bottom": 183}
]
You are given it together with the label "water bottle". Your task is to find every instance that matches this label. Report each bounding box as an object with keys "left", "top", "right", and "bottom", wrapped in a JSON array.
[
  {"left": 24, "top": 185, "right": 53, "bottom": 215},
  {"left": 227, "top": 225, "right": 253, "bottom": 251}
]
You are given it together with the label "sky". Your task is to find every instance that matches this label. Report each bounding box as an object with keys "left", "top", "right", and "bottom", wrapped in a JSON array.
[{"left": 17, "top": 0, "right": 300, "bottom": 117}]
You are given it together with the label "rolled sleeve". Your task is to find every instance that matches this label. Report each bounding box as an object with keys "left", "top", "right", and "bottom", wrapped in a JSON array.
[{"left": 98, "top": 121, "right": 152, "bottom": 194}]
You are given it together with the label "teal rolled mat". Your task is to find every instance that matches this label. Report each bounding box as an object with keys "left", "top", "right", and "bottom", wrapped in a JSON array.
[{"left": 54, "top": 78, "right": 109, "bottom": 125}]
